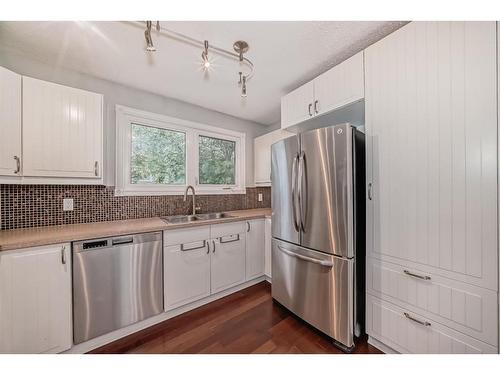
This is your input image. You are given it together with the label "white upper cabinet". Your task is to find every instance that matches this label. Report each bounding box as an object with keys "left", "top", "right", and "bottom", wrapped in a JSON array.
[
  {"left": 313, "top": 51, "right": 364, "bottom": 116},
  {"left": 281, "top": 81, "right": 314, "bottom": 129},
  {"left": 0, "top": 244, "right": 72, "bottom": 354},
  {"left": 365, "top": 22, "right": 498, "bottom": 290},
  {"left": 281, "top": 51, "right": 364, "bottom": 129},
  {"left": 22, "top": 76, "right": 103, "bottom": 178},
  {"left": 254, "top": 129, "right": 293, "bottom": 185},
  {"left": 0, "top": 66, "right": 22, "bottom": 176}
]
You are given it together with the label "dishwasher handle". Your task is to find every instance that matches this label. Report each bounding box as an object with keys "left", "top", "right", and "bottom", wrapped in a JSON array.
[{"left": 112, "top": 237, "right": 134, "bottom": 246}]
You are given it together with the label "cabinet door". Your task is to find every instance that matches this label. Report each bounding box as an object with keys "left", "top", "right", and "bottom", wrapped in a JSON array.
[
  {"left": 280, "top": 81, "right": 314, "bottom": 129},
  {"left": 22, "top": 77, "right": 103, "bottom": 178},
  {"left": 254, "top": 129, "right": 293, "bottom": 185},
  {"left": 365, "top": 22, "right": 497, "bottom": 289},
  {"left": 313, "top": 51, "right": 364, "bottom": 115},
  {"left": 264, "top": 218, "right": 272, "bottom": 278},
  {"left": 0, "top": 66, "right": 22, "bottom": 176},
  {"left": 0, "top": 244, "right": 72, "bottom": 354},
  {"left": 164, "top": 240, "right": 211, "bottom": 311},
  {"left": 245, "top": 219, "right": 265, "bottom": 280},
  {"left": 211, "top": 233, "right": 246, "bottom": 294}
]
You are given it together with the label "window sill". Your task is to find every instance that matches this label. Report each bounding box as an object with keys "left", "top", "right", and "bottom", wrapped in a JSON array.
[{"left": 114, "top": 187, "right": 247, "bottom": 197}]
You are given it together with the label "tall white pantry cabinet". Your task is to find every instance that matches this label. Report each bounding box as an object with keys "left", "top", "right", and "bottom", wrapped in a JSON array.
[{"left": 365, "top": 22, "right": 499, "bottom": 353}]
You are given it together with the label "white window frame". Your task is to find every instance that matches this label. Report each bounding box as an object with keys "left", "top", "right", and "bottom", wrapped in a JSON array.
[{"left": 115, "top": 105, "right": 246, "bottom": 196}]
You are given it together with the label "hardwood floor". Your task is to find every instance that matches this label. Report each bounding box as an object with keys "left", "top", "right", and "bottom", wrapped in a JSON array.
[{"left": 90, "top": 282, "right": 382, "bottom": 354}]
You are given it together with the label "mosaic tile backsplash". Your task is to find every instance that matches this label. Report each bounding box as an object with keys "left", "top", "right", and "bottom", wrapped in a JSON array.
[{"left": 0, "top": 185, "right": 271, "bottom": 230}]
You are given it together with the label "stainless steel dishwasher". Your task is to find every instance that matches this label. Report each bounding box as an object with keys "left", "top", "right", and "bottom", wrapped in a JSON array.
[{"left": 72, "top": 232, "right": 163, "bottom": 344}]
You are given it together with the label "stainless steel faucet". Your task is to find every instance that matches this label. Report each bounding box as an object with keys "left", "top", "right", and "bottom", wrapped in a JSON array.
[{"left": 184, "top": 185, "right": 197, "bottom": 216}]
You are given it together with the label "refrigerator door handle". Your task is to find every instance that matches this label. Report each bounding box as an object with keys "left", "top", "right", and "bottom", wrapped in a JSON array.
[
  {"left": 277, "top": 245, "right": 334, "bottom": 267},
  {"left": 298, "top": 151, "right": 308, "bottom": 232},
  {"left": 291, "top": 153, "right": 300, "bottom": 232}
]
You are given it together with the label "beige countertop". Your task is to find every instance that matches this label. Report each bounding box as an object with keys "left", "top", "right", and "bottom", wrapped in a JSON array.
[{"left": 0, "top": 208, "right": 272, "bottom": 252}]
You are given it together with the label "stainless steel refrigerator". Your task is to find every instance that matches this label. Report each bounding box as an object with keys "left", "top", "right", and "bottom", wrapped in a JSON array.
[{"left": 271, "top": 123, "right": 365, "bottom": 352}]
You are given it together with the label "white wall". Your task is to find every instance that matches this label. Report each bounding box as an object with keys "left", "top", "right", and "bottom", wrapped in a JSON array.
[{"left": 0, "top": 49, "right": 270, "bottom": 187}]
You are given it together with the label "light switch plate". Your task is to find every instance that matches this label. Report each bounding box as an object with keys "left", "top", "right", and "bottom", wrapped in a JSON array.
[
  {"left": 258, "top": 193, "right": 263, "bottom": 202},
  {"left": 63, "top": 198, "right": 74, "bottom": 211}
]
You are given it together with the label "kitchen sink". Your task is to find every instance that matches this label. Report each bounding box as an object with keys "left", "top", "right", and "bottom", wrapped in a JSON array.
[{"left": 162, "top": 212, "right": 234, "bottom": 224}]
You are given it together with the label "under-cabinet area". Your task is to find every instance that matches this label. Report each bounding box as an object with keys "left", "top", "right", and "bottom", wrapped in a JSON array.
[{"left": 0, "top": 211, "right": 270, "bottom": 353}]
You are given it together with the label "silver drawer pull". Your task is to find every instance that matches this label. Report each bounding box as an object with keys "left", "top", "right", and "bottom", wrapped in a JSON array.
[
  {"left": 404, "top": 312, "right": 431, "bottom": 327},
  {"left": 404, "top": 270, "right": 431, "bottom": 280},
  {"left": 61, "top": 246, "right": 67, "bottom": 265},
  {"left": 219, "top": 234, "right": 240, "bottom": 244},
  {"left": 277, "top": 245, "right": 333, "bottom": 267},
  {"left": 13, "top": 155, "right": 21, "bottom": 174},
  {"left": 181, "top": 240, "right": 206, "bottom": 251}
]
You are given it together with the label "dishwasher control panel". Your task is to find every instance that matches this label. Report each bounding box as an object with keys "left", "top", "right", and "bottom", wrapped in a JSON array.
[{"left": 82, "top": 240, "right": 108, "bottom": 250}]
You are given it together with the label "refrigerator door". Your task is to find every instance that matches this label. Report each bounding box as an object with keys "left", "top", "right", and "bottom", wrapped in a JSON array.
[
  {"left": 271, "top": 135, "right": 300, "bottom": 245},
  {"left": 299, "top": 124, "right": 354, "bottom": 258},
  {"left": 272, "top": 238, "right": 354, "bottom": 349}
]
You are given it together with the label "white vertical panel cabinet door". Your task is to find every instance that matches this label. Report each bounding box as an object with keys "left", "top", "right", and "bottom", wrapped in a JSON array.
[
  {"left": 22, "top": 77, "right": 103, "bottom": 178},
  {"left": 210, "top": 233, "right": 246, "bottom": 294},
  {"left": 366, "top": 295, "right": 497, "bottom": 353},
  {"left": 245, "top": 219, "right": 265, "bottom": 280},
  {"left": 254, "top": 129, "right": 293, "bottom": 185},
  {"left": 0, "top": 244, "right": 72, "bottom": 354},
  {"left": 313, "top": 51, "right": 364, "bottom": 116},
  {"left": 264, "top": 218, "right": 272, "bottom": 278},
  {"left": 365, "top": 21, "right": 498, "bottom": 290},
  {"left": 164, "top": 240, "right": 211, "bottom": 311},
  {"left": 0, "top": 66, "right": 22, "bottom": 176},
  {"left": 281, "top": 81, "right": 314, "bottom": 129}
]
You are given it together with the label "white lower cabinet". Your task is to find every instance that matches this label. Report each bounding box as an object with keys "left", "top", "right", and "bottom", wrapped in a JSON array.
[
  {"left": 245, "top": 219, "right": 265, "bottom": 280},
  {"left": 164, "top": 220, "right": 250, "bottom": 311},
  {"left": 264, "top": 218, "right": 272, "bottom": 279},
  {"left": 0, "top": 244, "right": 72, "bottom": 354},
  {"left": 366, "top": 295, "right": 497, "bottom": 354},
  {"left": 211, "top": 233, "right": 246, "bottom": 294},
  {"left": 164, "top": 240, "right": 211, "bottom": 311}
]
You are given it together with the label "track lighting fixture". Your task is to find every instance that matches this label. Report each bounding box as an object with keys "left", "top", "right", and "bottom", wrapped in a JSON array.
[
  {"left": 135, "top": 21, "right": 254, "bottom": 97},
  {"left": 201, "top": 40, "right": 210, "bottom": 69},
  {"left": 144, "top": 21, "right": 155, "bottom": 52}
]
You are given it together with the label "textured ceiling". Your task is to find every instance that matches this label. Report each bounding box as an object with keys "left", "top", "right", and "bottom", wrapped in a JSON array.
[{"left": 0, "top": 21, "right": 407, "bottom": 125}]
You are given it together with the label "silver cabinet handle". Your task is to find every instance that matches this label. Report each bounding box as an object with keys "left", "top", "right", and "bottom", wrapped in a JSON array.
[
  {"left": 404, "top": 269, "right": 431, "bottom": 280},
  {"left": 314, "top": 100, "right": 319, "bottom": 114},
  {"left": 368, "top": 182, "right": 373, "bottom": 200},
  {"left": 61, "top": 246, "right": 67, "bottom": 265},
  {"left": 404, "top": 312, "right": 431, "bottom": 327},
  {"left": 212, "top": 239, "right": 216, "bottom": 253},
  {"left": 219, "top": 234, "right": 240, "bottom": 244},
  {"left": 291, "top": 153, "right": 300, "bottom": 232},
  {"left": 308, "top": 103, "right": 312, "bottom": 117},
  {"left": 206, "top": 240, "right": 210, "bottom": 254},
  {"left": 94, "top": 161, "right": 99, "bottom": 176},
  {"left": 181, "top": 240, "right": 206, "bottom": 252},
  {"left": 277, "top": 245, "right": 333, "bottom": 267},
  {"left": 13, "top": 156, "right": 20, "bottom": 174},
  {"left": 246, "top": 222, "right": 251, "bottom": 232}
]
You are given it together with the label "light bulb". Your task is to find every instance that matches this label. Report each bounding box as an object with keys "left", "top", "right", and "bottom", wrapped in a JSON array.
[{"left": 204, "top": 60, "right": 210, "bottom": 69}]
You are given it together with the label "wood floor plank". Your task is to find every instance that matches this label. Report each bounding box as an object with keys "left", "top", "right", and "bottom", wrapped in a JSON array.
[{"left": 90, "top": 282, "right": 382, "bottom": 354}]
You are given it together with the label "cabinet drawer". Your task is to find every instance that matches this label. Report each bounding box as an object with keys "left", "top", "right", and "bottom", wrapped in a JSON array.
[
  {"left": 211, "top": 221, "right": 245, "bottom": 238},
  {"left": 164, "top": 226, "right": 210, "bottom": 247},
  {"left": 366, "top": 295, "right": 497, "bottom": 354},
  {"left": 366, "top": 258, "right": 498, "bottom": 346}
]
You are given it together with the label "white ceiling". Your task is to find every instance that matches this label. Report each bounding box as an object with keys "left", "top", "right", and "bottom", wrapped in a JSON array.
[{"left": 0, "top": 21, "right": 406, "bottom": 125}]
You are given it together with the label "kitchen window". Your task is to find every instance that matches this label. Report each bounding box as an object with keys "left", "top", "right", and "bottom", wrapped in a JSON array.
[{"left": 115, "top": 105, "right": 245, "bottom": 196}]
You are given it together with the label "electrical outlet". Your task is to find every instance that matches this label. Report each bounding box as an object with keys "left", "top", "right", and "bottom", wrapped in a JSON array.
[
  {"left": 63, "top": 198, "right": 74, "bottom": 211},
  {"left": 258, "top": 193, "right": 263, "bottom": 202}
]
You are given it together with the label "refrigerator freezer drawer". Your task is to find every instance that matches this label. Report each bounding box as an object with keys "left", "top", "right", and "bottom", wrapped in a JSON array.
[{"left": 271, "top": 239, "right": 354, "bottom": 349}]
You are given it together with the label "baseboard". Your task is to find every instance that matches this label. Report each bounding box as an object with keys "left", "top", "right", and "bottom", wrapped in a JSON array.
[
  {"left": 264, "top": 275, "right": 272, "bottom": 283},
  {"left": 367, "top": 336, "right": 399, "bottom": 354},
  {"left": 64, "top": 276, "right": 266, "bottom": 354}
]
